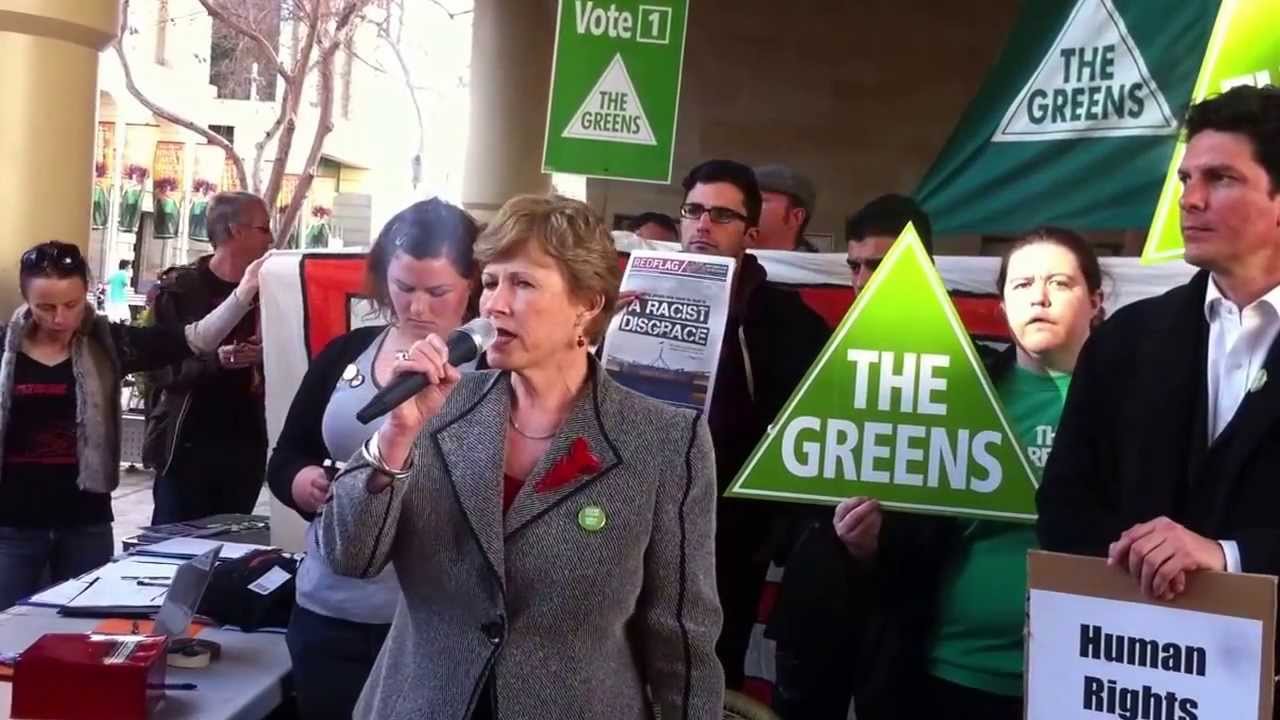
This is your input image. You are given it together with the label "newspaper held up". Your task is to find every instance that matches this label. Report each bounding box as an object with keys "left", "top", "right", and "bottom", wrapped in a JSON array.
[{"left": 602, "top": 251, "right": 735, "bottom": 416}]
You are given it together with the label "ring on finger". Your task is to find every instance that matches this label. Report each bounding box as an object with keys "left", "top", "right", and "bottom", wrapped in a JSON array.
[{"left": 394, "top": 350, "right": 410, "bottom": 361}]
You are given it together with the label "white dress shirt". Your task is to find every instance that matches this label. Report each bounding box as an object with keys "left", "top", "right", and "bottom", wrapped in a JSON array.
[{"left": 1203, "top": 279, "right": 1280, "bottom": 572}]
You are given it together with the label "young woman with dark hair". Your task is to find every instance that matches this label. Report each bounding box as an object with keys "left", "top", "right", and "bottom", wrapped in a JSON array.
[{"left": 266, "top": 198, "right": 480, "bottom": 720}]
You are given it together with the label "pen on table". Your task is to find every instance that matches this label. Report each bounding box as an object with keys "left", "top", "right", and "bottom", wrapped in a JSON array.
[
  {"left": 148, "top": 682, "right": 198, "bottom": 691},
  {"left": 135, "top": 580, "right": 171, "bottom": 587}
]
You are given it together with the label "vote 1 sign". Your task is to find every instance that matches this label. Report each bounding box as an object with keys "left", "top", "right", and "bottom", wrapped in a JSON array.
[
  {"left": 726, "top": 224, "right": 1039, "bottom": 521},
  {"left": 542, "top": 0, "right": 689, "bottom": 183}
]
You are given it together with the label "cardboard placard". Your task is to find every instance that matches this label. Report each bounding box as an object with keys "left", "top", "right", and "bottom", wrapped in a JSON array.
[{"left": 1027, "top": 551, "right": 1276, "bottom": 720}]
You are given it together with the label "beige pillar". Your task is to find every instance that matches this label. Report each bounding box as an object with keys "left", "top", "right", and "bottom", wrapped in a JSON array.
[
  {"left": 0, "top": 0, "right": 120, "bottom": 314},
  {"left": 461, "top": 0, "right": 555, "bottom": 220}
]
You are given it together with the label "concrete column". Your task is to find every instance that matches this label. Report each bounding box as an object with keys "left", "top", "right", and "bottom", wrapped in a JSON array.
[
  {"left": 461, "top": 0, "right": 555, "bottom": 220},
  {"left": 0, "top": 0, "right": 121, "bottom": 314}
]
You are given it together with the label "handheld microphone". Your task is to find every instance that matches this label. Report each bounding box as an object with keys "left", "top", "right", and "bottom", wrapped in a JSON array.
[{"left": 355, "top": 318, "right": 497, "bottom": 424}]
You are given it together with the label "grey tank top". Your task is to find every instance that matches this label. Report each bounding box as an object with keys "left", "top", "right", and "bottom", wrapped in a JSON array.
[{"left": 298, "top": 329, "right": 401, "bottom": 625}]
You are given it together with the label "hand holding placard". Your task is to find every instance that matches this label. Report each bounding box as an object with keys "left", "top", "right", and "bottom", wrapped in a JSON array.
[
  {"left": 1107, "top": 516, "right": 1226, "bottom": 600},
  {"left": 1027, "top": 551, "right": 1275, "bottom": 720}
]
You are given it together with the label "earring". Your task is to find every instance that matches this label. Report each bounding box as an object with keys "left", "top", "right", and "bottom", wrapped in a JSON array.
[{"left": 577, "top": 335, "right": 587, "bottom": 348}]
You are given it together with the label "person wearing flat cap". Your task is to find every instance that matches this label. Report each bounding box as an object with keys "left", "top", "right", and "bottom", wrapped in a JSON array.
[{"left": 753, "top": 163, "right": 819, "bottom": 252}]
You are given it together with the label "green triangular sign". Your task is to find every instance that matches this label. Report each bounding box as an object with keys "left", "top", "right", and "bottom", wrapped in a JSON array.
[
  {"left": 726, "top": 224, "right": 1038, "bottom": 522},
  {"left": 1141, "top": 0, "right": 1280, "bottom": 265}
]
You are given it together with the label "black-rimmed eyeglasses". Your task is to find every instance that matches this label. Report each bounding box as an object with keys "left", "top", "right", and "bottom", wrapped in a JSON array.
[{"left": 679, "top": 202, "right": 750, "bottom": 225}]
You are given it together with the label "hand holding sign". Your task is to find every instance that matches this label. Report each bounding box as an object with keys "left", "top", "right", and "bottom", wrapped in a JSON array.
[
  {"left": 1027, "top": 551, "right": 1275, "bottom": 720},
  {"left": 833, "top": 497, "right": 882, "bottom": 560},
  {"left": 1108, "top": 516, "right": 1225, "bottom": 600}
]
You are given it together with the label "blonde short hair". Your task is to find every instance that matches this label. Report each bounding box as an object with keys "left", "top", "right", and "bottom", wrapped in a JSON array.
[{"left": 475, "top": 195, "right": 621, "bottom": 342}]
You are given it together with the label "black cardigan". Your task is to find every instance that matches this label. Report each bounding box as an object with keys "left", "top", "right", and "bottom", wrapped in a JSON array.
[{"left": 267, "top": 325, "right": 384, "bottom": 521}]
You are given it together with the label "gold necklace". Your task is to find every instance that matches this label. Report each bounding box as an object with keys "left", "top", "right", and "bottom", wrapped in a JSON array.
[{"left": 508, "top": 414, "right": 556, "bottom": 441}]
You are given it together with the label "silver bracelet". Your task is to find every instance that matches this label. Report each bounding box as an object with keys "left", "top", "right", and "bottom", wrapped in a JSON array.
[{"left": 361, "top": 431, "right": 413, "bottom": 480}]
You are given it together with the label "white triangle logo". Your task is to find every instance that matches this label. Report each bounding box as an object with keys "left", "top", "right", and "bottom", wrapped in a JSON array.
[
  {"left": 992, "top": 0, "right": 1177, "bottom": 142},
  {"left": 562, "top": 54, "right": 657, "bottom": 146}
]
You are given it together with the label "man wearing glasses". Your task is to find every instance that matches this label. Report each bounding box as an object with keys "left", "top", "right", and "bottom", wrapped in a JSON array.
[
  {"left": 678, "top": 159, "right": 830, "bottom": 689},
  {"left": 845, "top": 194, "right": 934, "bottom": 293},
  {"left": 144, "top": 191, "right": 273, "bottom": 525}
]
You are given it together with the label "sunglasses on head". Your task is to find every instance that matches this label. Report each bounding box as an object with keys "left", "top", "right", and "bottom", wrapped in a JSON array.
[
  {"left": 21, "top": 243, "right": 86, "bottom": 273},
  {"left": 679, "top": 202, "right": 750, "bottom": 225}
]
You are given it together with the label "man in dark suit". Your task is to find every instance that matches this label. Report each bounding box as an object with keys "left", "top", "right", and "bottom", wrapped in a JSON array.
[{"left": 1038, "top": 85, "right": 1280, "bottom": 602}]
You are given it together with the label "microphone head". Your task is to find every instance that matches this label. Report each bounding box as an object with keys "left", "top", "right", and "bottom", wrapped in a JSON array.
[{"left": 458, "top": 317, "right": 498, "bottom": 352}]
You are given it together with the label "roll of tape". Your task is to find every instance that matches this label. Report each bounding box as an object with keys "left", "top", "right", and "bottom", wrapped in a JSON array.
[{"left": 167, "top": 638, "right": 221, "bottom": 669}]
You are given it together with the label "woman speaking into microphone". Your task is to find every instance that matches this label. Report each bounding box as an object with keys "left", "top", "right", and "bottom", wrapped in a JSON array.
[{"left": 319, "top": 195, "right": 724, "bottom": 719}]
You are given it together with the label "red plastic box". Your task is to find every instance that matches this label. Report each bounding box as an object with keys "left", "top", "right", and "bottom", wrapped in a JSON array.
[{"left": 12, "top": 633, "right": 167, "bottom": 720}]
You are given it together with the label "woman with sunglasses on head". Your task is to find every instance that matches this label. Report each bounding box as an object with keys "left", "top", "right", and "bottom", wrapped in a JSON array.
[
  {"left": 0, "top": 241, "right": 265, "bottom": 610},
  {"left": 267, "top": 199, "right": 479, "bottom": 720}
]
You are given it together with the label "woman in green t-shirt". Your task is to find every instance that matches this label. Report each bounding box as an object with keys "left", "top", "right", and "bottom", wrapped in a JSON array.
[{"left": 831, "top": 227, "right": 1104, "bottom": 719}]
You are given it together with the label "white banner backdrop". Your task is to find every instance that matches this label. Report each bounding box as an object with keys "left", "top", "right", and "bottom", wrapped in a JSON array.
[
  {"left": 261, "top": 241, "right": 1196, "bottom": 549},
  {"left": 612, "top": 232, "right": 1198, "bottom": 316}
]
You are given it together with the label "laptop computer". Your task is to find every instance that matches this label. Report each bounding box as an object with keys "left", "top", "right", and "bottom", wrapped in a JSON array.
[{"left": 152, "top": 545, "right": 220, "bottom": 639}]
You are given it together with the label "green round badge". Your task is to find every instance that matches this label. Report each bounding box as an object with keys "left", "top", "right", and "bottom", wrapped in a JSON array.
[{"left": 578, "top": 505, "right": 607, "bottom": 532}]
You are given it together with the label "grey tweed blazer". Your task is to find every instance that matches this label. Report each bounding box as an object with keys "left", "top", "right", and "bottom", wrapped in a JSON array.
[{"left": 318, "top": 365, "right": 724, "bottom": 719}]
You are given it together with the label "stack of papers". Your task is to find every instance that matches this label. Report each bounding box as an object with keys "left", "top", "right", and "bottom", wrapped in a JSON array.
[
  {"left": 20, "top": 557, "right": 183, "bottom": 615},
  {"left": 25, "top": 557, "right": 185, "bottom": 608},
  {"left": 21, "top": 540, "right": 275, "bottom": 614},
  {"left": 132, "top": 537, "right": 273, "bottom": 561}
]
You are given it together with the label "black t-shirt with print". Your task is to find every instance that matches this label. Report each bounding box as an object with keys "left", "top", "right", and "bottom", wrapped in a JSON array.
[{"left": 0, "top": 353, "right": 112, "bottom": 528}]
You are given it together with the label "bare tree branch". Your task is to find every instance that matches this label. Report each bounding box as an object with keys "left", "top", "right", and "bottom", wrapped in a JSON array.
[
  {"left": 251, "top": 83, "right": 290, "bottom": 193},
  {"left": 428, "top": 0, "right": 473, "bottom": 20},
  {"left": 262, "top": 0, "right": 324, "bottom": 212},
  {"left": 315, "top": 0, "right": 374, "bottom": 62},
  {"left": 276, "top": 47, "right": 337, "bottom": 248},
  {"left": 376, "top": 14, "right": 424, "bottom": 188},
  {"left": 116, "top": 0, "right": 248, "bottom": 189},
  {"left": 348, "top": 46, "right": 387, "bottom": 75},
  {"left": 197, "top": 0, "right": 291, "bottom": 82},
  {"left": 394, "top": 0, "right": 404, "bottom": 45}
]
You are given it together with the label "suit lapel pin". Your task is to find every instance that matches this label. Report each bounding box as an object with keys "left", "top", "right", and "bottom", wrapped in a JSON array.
[
  {"left": 1249, "top": 368, "right": 1268, "bottom": 394},
  {"left": 578, "top": 504, "right": 607, "bottom": 532}
]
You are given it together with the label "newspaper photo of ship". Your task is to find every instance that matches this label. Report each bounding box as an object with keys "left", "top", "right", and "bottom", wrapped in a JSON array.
[{"left": 602, "top": 251, "right": 735, "bottom": 416}]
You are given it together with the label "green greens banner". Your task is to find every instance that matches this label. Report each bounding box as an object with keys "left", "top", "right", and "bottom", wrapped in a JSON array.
[
  {"left": 726, "top": 225, "right": 1038, "bottom": 522},
  {"left": 915, "top": 0, "right": 1216, "bottom": 235},
  {"left": 1141, "top": 0, "right": 1280, "bottom": 264},
  {"left": 542, "top": 0, "right": 688, "bottom": 183}
]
